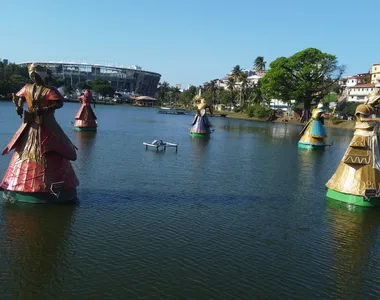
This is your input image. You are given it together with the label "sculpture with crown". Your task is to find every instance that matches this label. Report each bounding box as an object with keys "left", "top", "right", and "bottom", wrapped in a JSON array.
[
  {"left": 298, "top": 102, "right": 327, "bottom": 149},
  {"left": 73, "top": 88, "right": 97, "bottom": 131},
  {"left": 326, "top": 89, "right": 380, "bottom": 206},
  {"left": 0, "top": 63, "right": 79, "bottom": 203},
  {"left": 190, "top": 93, "right": 213, "bottom": 137}
]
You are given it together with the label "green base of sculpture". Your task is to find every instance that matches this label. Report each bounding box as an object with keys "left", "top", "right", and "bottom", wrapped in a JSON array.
[
  {"left": 298, "top": 142, "right": 325, "bottom": 150},
  {"left": 190, "top": 132, "right": 210, "bottom": 137},
  {"left": 74, "top": 127, "right": 97, "bottom": 131},
  {"left": 2, "top": 189, "right": 78, "bottom": 204},
  {"left": 326, "top": 188, "right": 380, "bottom": 207}
]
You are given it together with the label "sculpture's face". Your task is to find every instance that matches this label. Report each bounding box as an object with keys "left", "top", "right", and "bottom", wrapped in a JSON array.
[
  {"left": 29, "top": 71, "right": 44, "bottom": 85},
  {"left": 28, "top": 63, "right": 46, "bottom": 85}
]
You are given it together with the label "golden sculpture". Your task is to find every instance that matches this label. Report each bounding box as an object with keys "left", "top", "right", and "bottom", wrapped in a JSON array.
[
  {"left": 326, "top": 89, "right": 380, "bottom": 206},
  {"left": 298, "top": 103, "right": 327, "bottom": 149}
]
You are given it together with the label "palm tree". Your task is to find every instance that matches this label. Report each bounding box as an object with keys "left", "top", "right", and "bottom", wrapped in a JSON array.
[
  {"left": 231, "top": 65, "right": 242, "bottom": 81},
  {"left": 204, "top": 79, "right": 218, "bottom": 107},
  {"left": 156, "top": 81, "right": 170, "bottom": 104},
  {"left": 171, "top": 87, "right": 181, "bottom": 106},
  {"left": 227, "top": 77, "right": 235, "bottom": 93},
  {"left": 239, "top": 72, "right": 248, "bottom": 106},
  {"left": 254, "top": 56, "right": 266, "bottom": 72},
  {"left": 252, "top": 79, "right": 264, "bottom": 104}
]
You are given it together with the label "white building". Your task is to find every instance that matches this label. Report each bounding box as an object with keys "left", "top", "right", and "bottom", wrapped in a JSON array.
[
  {"left": 216, "top": 69, "right": 266, "bottom": 90},
  {"left": 347, "top": 83, "right": 376, "bottom": 102},
  {"left": 343, "top": 73, "right": 370, "bottom": 87},
  {"left": 269, "top": 99, "right": 290, "bottom": 111}
]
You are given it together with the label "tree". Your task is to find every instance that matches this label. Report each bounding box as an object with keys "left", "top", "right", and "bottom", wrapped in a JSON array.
[
  {"left": 91, "top": 78, "right": 115, "bottom": 97},
  {"left": 0, "top": 63, "right": 30, "bottom": 97},
  {"left": 204, "top": 79, "right": 218, "bottom": 107},
  {"left": 76, "top": 81, "right": 92, "bottom": 91},
  {"left": 155, "top": 81, "right": 170, "bottom": 104},
  {"left": 261, "top": 48, "right": 345, "bottom": 122},
  {"left": 168, "top": 86, "right": 181, "bottom": 106},
  {"left": 239, "top": 72, "right": 248, "bottom": 106},
  {"left": 249, "top": 79, "right": 265, "bottom": 104},
  {"left": 226, "top": 77, "right": 235, "bottom": 93},
  {"left": 254, "top": 56, "right": 266, "bottom": 71},
  {"left": 218, "top": 89, "right": 234, "bottom": 107},
  {"left": 179, "top": 89, "right": 194, "bottom": 108},
  {"left": 231, "top": 65, "right": 242, "bottom": 81}
]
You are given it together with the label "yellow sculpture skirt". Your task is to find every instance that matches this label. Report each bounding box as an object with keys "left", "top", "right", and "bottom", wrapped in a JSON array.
[{"left": 326, "top": 133, "right": 380, "bottom": 197}]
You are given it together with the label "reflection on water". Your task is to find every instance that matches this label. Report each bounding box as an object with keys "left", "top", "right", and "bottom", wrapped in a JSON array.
[
  {"left": 1, "top": 104, "right": 380, "bottom": 299},
  {"left": 190, "top": 136, "right": 210, "bottom": 152},
  {"left": 0, "top": 203, "right": 76, "bottom": 299},
  {"left": 326, "top": 200, "right": 380, "bottom": 298},
  {"left": 189, "top": 136, "right": 210, "bottom": 179},
  {"left": 73, "top": 130, "right": 97, "bottom": 150},
  {"left": 267, "top": 124, "right": 291, "bottom": 139}
]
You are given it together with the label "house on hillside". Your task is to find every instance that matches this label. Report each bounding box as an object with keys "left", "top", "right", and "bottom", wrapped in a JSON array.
[
  {"left": 371, "top": 64, "right": 380, "bottom": 84},
  {"left": 347, "top": 83, "right": 376, "bottom": 102}
]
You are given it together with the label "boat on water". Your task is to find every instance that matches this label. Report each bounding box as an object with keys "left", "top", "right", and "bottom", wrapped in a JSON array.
[{"left": 157, "top": 108, "right": 188, "bottom": 115}]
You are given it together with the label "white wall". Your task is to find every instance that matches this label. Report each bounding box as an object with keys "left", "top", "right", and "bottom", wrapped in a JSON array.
[{"left": 347, "top": 86, "right": 376, "bottom": 102}]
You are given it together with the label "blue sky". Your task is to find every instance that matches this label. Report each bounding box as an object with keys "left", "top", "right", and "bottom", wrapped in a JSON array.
[{"left": 1, "top": 0, "right": 379, "bottom": 88}]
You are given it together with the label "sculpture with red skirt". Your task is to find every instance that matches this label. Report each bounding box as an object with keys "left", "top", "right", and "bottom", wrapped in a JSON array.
[
  {"left": 73, "top": 89, "right": 97, "bottom": 131},
  {"left": 0, "top": 63, "right": 79, "bottom": 203}
]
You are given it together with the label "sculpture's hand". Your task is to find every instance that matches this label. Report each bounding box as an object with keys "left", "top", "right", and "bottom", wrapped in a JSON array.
[
  {"left": 16, "top": 107, "right": 23, "bottom": 118},
  {"left": 36, "top": 107, "right": 48, "bottom": 116},
  {"left": 12, "top": 93, "right": 18, "bottom": 105}
]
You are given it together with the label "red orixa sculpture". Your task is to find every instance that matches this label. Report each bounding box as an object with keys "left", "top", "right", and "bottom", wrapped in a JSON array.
[
  {"left": 1, "top": 63, "right": 79, "bottom": 203},
  {"left": 73, "top": 89, "right": 97, "bottom": 131}
]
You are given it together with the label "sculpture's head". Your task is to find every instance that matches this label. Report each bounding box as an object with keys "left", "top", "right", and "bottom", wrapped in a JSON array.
[
  {"left": 317, "top": 103, "right": 323, "bottom": 109},
  {"left": 28, "top": 63, "right": 47, "bottom": 85}
]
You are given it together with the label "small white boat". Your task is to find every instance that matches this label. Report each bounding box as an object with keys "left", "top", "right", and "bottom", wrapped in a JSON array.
[{"left": 143, "top": 140, "right": 178, "bottom": 152}]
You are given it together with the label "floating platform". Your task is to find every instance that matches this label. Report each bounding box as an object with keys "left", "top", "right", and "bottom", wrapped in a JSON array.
[
  {"left": 190, "top": 132, "right": 211, "bottom": 138},
  {"left": 326, "top": 188, "right": 380, "bottom": 207},
  {"left": 158, "top": 109, "right": 188, "bottom": 115},
  {"left": 74, "top": 126, "right": 97, "bottom": 131},
  {"left": 298, "top": 142, "right": 326, "bottom": 150},
  {"left": 143, "top": 140, "right": 178, "bottom": 152}
]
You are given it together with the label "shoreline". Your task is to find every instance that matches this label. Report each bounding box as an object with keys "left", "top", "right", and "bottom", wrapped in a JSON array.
[
  {"left": 223, "top": 112, "right": 356, "bottom": 130},
  {"left": 0, "top": 98, "right": 355, "bottom": 131}
]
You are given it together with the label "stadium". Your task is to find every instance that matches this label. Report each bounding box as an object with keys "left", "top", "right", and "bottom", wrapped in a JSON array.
[{"left": 17, "top": 62, "right": 161, "bottom": 97}]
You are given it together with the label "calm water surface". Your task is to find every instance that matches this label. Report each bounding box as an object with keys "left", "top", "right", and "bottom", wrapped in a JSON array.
[{"left": 1, "top": 102, "right": 380, "bottom": 299}]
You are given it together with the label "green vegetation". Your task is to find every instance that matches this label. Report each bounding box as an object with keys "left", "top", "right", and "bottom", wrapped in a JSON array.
[
  {"left": 91, "top": 78, "right": 115, "bottom": 97},
  {"left": 0, "top": 62, "right": 29, "bottom": 97},
  {"left": 335, "top": 102, "right": 357, "bottom": 116},
  {"left": 330, "top": 116, "right": 343, "bottom": 124},
  {"left": 324, "top": 92, "right": 337, "bottom": 102},
  {"left": 246, "top": 104, "right": 272, "bottom": 118},
  {"left": 261, "top": 48, "right": 345, "bottom": 121}
]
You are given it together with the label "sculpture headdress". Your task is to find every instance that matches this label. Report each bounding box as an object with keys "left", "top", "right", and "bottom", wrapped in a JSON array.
[
  {"left": 28, "top": 63, "right": 47, "bottom": 82},
  {"left": 193, "top": 95, "right": 201, "bottom": 102},
  {"left": 365, "top": 88, "right": 380, "bottom": 106}
]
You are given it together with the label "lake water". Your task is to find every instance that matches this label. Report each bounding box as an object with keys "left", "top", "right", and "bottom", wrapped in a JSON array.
[{"left": 1, "top": 101, "right": 380, "bottom": 299}]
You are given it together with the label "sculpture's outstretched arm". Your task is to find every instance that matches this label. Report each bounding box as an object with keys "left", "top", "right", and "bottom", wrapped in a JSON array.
[{"left": 36, "top": 100, "right": 63, "bottom": 116}]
